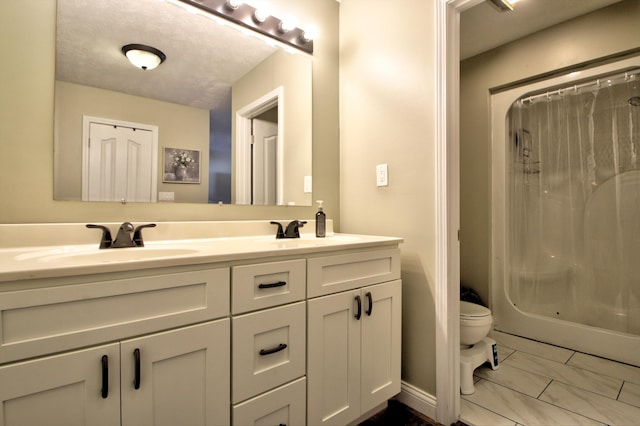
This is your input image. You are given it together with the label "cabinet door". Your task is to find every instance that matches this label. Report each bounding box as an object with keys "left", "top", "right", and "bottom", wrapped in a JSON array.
[
  {"left": 121, "top": 319, "right": 230, "bottom": 426},
  {"left": 307, "top": 290, "right": 361, "bottom": 426},
  {"left": 361, "top": 280, "right": 402, "bottom": 413},
  {"left": 0, "top": 343, "right": 120, "bottom": 426}
]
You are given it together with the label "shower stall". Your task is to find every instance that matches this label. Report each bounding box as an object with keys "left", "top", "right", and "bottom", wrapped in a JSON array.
[{"left": 491, "top": 56, "right": 640, "bottom": 367}]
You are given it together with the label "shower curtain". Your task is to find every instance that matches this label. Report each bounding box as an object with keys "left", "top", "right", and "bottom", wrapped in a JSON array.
[{"left": 507, "top": 71, "right": 640, "bottom": 336}]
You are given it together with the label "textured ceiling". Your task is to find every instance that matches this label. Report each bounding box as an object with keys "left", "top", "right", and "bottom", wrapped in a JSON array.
[
  {"left": 56, "top": 0, "right": 279, "bottom": 110},
  {"left": 461, "top": 0, "right": 624, "bottom": 60}
]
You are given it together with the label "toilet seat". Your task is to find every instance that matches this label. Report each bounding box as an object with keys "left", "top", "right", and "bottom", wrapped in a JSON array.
[{"left": 460, "top": 300, "right": 491, "bottom": 319}]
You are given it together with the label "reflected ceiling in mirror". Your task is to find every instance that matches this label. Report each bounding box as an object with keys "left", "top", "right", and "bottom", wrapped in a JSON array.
[
  {"left": 56, "top": 0, "right": 278, "bottom": 111},
  {"left": 54, "top": 0, "right": 312, "bottom": 206}
]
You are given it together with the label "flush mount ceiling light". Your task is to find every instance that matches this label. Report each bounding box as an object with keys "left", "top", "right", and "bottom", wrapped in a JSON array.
[
  {"left": 122, "top": 44, "right": 167, "bottom": 70},
  {"left": 488, "top": 0, "right": 514, "bottom": 11},
  {"left": 177, "top": 0, "right": 313, "bottom": 54}
]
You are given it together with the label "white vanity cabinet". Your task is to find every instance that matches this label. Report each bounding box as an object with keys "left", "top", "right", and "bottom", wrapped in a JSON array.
[
  {"left": 0, "top": 227, "right": 403, "bottom": 426},
  {"left": 306, "top": 249, "right": 402, "bottom": 426},
  {"left": 0, "top": 268, "right": 230, "bottom": 426},
  {"left": 230, "top": 260, "right": 307, "bottom": 426}
]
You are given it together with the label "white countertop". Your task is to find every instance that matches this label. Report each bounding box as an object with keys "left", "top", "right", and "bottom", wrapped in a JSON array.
[{"left": 0, "top": 231, "right": 402, "bottom": 282}]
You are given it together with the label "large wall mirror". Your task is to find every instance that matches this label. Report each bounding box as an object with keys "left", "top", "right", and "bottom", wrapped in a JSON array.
[{"left": 53, "top": 0, "right": 312, "bottom": 206}]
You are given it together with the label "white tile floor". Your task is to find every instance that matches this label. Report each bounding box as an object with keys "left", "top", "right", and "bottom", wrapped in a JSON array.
[{"left": 459, "top": 331, "right": 640, "bottom": 426}]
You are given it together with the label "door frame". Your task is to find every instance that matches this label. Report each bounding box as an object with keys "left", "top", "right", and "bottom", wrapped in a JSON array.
[
  {"left": 235, "top": 87, "right": 284, "bottom": 205},
  {"left": 435, "top": 0, "right": 483, "bottom": 424},
  {"left": 81, "top": 115, "right": 159, "bottom": 202}
]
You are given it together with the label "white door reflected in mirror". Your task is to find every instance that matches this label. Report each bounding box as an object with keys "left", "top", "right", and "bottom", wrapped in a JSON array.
[
  {"left": 82, "top": 117, "right": 158, "bottom": 202},
  {"left": 252, "top": 116, "right": 278, "bottom": 205}
]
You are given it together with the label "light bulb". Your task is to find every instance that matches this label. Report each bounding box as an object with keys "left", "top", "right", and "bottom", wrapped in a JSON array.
[
  {"left": 278, "top": 17, "right": 296, "bottom": 33},
  {"left": 253, "top": 8, "right": 269, "bottom": 23},
  {"left": 225, "top": 0, "right": 242, "bottom": 10},
  {"left": 300, "top": 26, "right": 318, "bottom": 42}
]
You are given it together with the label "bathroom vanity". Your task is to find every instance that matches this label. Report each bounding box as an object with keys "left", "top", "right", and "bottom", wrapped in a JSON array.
[{"left": 0, "top": 221, "right": 402, "bottom": 426}]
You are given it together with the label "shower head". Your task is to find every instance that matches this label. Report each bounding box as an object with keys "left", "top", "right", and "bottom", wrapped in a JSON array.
[{"left": 629, "top": 96, "right": 640, "bottom": 106}]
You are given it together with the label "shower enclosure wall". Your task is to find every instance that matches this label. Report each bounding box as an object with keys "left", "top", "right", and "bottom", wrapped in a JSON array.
[{"left": 491, "top": 56, "right": 640, "bottom": 367}]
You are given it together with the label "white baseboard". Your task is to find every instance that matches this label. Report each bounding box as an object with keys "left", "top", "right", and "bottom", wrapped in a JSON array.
[{"left": 394, "top": 381, "right": 438, "bottom": 421}]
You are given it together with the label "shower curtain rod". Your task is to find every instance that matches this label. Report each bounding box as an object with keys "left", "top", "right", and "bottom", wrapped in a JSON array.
[{"left": 519, "top": 68, "right": 640, "bottom": 105}]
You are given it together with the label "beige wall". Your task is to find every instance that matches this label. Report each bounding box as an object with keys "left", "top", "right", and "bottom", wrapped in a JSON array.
[
  {"left": 55, "top": 81, "right": 210, "bottom": 203},
  {"left": 340, "top": 0, "right": 438, "bottom": 394},
  {"left": 0, "top": 0, "right": 338, "bottom": 224},
  {"left": 233, "top": 49, "right": 312, "bottom": 206},
  {"left": 460, "top": 0, "right": 640, "bottom": 305}
]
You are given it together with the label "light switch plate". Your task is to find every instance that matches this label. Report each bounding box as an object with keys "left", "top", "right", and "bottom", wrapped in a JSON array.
[
  {"left": 376, "top": 164, "right": 388, "bottom": 187},
  {"left": 304, "top": 175, "right": 312, "bottom": 193}
]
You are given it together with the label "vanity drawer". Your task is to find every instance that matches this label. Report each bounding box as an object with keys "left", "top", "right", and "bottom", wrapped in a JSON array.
[
  {"left": 232, "top": 302, "right": 305, "bottom": 403},
  {"left": 0, "top": 268, "right": 229, "bottom": 364},
  {"left": 307, "top": 248, "right": 401, "bottom": 297},
  {"left": 232, "top": 259, "right": 305, "bottom": 314},
  {"left": 232, "top": 377, "right": 306, "bottom": 426}
]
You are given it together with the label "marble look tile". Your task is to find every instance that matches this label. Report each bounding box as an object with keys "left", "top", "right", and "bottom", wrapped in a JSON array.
[
  {"left": 463, "top": 379, "right": 604, "bottom": 425},
  {"left": 459, "top": 398, "right": 516, "bottom": 426},
  {"left": 503, "top": 351, "right": 623, "bottom": 398},
  {"left": 474, "top": 363, "right": 551, "bottom": 398},
  {"left": 619, "top": 381, "right": 640, "bottom": 408},
  {"left": 496, "top": 343, "right": 515, "bottom": 363},
  {"left": 490, "top": 330, "right": 574, "bottom": 363},
  {"left": 540, "top": 381, "right": 640, "bottom": 425},
  {"left": 567, "top": 352, "right": 640, "bottom": 384}
]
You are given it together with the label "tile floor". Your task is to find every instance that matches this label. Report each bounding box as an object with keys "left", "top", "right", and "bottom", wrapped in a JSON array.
[{"left": 459, "top": 330, "right": 640, "bottom": 426}]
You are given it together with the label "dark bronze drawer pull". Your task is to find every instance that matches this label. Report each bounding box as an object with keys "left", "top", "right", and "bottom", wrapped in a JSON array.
[
  {"left": 259, "top": 343, "right": 288, "bottom": 356},
  {"left": 101, "top": 355, "right": 109, "bottom": 398},
  {"left": 258, "top": 281, "right": 287, "bottom": 289},
  {"left": 355, "top": 295, "right": 362, "bottom": 320},
  {"left": 133, "top": 348, "right": 141, "bottom": 390},
  {"left": 365, "top": 291, "right": 373, "bottom": 316}
]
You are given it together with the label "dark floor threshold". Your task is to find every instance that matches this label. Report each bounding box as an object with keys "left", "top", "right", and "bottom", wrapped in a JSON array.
[{"left": 358, "top": 399, "right": 468, "bottom": 426}]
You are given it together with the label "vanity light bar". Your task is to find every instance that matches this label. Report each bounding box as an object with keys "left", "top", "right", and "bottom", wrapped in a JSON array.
[{"left": 177, "top": 0, "right": 313, "bottom": 54}]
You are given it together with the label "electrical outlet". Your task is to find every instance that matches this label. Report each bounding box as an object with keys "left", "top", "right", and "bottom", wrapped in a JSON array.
[
  {"left": 376, "top": 164, "right": 388, "bottom": 187},
  {"left": 159, "top": 191, "right": 174, "bottom": 201}
]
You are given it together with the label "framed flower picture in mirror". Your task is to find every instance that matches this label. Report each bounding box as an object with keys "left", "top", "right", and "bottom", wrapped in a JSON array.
[{"left": 163, "top": 147, "right": 200, "bottom": 183}]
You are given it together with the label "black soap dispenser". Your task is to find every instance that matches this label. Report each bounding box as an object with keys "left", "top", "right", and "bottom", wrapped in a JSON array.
[{"left": 315, "top": 200, "right": 326, "bottom": 238}]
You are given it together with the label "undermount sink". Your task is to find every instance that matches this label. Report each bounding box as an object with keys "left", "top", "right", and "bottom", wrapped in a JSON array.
[{"left": 17, "top": 246, "right": 201, "bottom": 265}]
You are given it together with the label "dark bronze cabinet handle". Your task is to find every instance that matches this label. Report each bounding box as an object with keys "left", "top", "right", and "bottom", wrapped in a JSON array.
[
  {"left": 259, "top": 343, "right": 288, "bottom": 356},
  {"left": 101, "top": 355, "right": 109, "bottom": 398},
  {"left": 355, "top": 295, "right": 362, "bottom": 320},
  {"left": 258, "top": 281, "right": 287, "bottom": 289},
  {"left": 133, "top": 348, "right": 141, "bottom": 390},
  {"left": 365, "top": 292, "right": 373, "bottom": 316}
]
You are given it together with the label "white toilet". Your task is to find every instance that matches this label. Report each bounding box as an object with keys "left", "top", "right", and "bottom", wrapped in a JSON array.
[{"left": 460, "top": 300, "right": 498, "bottom": 395}]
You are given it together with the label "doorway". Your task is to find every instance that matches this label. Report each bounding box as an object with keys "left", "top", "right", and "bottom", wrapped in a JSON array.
[{"left": 235, "top": 87, "right": 284, "bottom": 205}]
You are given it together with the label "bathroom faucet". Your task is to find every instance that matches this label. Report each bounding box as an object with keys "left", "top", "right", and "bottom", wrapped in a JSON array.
[
  {"left": 111, "top": 222, "right": 136, "bottom": 248},
  {"left": 270, "top": 220, "right": 307, "bottom": 239},
  {"left": 86, "top": 222, "right": 156, "bottom": 249},
  {"left": 285, "top": 220, "right": 307, "bottom": 238}
]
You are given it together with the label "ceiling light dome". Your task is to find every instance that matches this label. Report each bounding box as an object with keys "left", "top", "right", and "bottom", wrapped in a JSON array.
[{"left": 122, "top": 44, "right": 166, "bottom": 70}]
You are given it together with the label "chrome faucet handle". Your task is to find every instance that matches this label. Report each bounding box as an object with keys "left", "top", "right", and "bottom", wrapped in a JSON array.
[
  {"left": 284, "top": 220, "right": 307, "bottom": 238},
  {"left": 86, "top": 224, "right": 112, "bottom": 249},
  {"left": 111, "top": 222, "right": 136, "bottom": 248},
  {"left": 270, "top": 221, "right": 285, "bottom": 239},
  {"left": 133, "top": 223, "right": 157, "bottom": 247}
]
